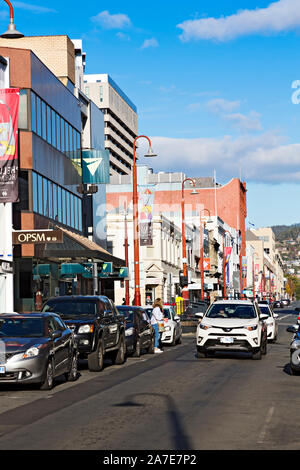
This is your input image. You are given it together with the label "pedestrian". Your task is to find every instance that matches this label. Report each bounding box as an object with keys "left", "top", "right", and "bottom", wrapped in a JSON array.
[
  {"left": 151, "top": 298, "right": 164, "bottom": 354},
  {"left": 122, "top": 298, "right": 126, "bottom": 305}
]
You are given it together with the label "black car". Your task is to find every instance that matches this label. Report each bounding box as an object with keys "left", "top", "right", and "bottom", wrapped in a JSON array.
[
  {"left": 42, "top": 296, "right": 126, "bottom": 372},
  {"left": 116, "top": 306, "right": 154, "bottom": 357},
  {"left": 273, "top": 300, "right": 283, "bottom": 309},
  {"left": 0, "top": 313, "right": 78, "bottom": 390}
]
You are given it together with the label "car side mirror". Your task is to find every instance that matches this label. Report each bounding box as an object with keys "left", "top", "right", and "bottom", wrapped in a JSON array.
[
  {"left": 174, "top": 315, "right": 180, "bottom": 322},
  {"left": 287, "top": 325, "right": 298, "bottom": 334},
  {"left": 273, "top": 313, "right": 279, "bottom": 319},
  {"left": 51, "top": 330, "right": 62, "bottom": 340},
  {"left": 260, "top": 314, "right": 269, "bottom": 321},
  {"left": 195, "top": 312, "right": 204, "bottom": 319}
]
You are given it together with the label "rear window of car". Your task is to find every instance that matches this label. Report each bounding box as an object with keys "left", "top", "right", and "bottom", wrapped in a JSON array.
[{"left": 206, "top": 304, "right": 257, "bottom": 319}]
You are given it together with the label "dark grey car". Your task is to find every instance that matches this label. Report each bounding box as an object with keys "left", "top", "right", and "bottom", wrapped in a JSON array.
[{"left": 0, "top": 313, "right": 78, "bottom": 390}]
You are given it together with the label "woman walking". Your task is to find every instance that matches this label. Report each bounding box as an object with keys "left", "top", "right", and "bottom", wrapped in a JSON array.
[{"left": 151, "top": 298, "right": 164, "bottom": 354}]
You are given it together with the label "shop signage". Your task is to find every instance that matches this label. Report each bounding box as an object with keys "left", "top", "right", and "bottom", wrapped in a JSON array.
[
  {"left": 0, "top": 88, "right": 20, "bottom": 203},
  {"left": 12, "top": 230, "right": 63, "bottom": 245},
  {"left": 0, "top": 261, "right": 13, "bottom": 274}
]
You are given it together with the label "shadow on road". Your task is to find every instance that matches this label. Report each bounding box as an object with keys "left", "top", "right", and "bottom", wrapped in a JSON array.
[{"left": 113, "top": 392, "right": 192, "bottom": 450}]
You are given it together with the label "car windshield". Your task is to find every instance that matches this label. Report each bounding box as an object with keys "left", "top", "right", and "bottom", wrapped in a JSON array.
[
  {"left": 206, "top": 304, "right": 257, "bottom": 319},
  {"left": 259, "top": 306, "right": 271, "bottom": 317},
  {"left": 0, "top": 318, "right": 44, "bottom": 337},
  {"left": 163, "top": 308, "right": 173, "bottom": 320},
  {"left": 43, "top": 301, "right": 98, "bottom": 316},
  {"left": 117, "top": 307, "right": 134, "bottom": 322}
]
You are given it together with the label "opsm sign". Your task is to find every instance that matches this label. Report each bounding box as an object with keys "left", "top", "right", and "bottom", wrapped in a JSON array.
[{"left": 12, "top": 230, "right": 63, "bottom": 245}]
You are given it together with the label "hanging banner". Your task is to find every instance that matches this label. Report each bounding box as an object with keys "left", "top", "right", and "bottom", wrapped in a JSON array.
[
  {"left": 139, "top": 186, "right": 155, "bottom": 246},
  {"left": 242, "top": 256, "right": 247, "bottom": 279},
  {"left": 0, "top": 88, "right": 20, "bottom": 203}
]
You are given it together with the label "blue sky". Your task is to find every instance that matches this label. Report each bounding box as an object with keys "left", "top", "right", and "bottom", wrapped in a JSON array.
[{"left": 1, "top": 0, "right": 300, "bottom": 227}]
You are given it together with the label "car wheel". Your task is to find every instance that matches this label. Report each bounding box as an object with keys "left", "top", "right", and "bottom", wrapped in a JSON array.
[
  {"left": 88, "top": 339, "right": 104, "bottom": 372},
  {"left": 147, "top": 336, "right": 155, "bottom": 354},
  {"left": 176, "top": 335, "right": 182, "bottom": 345},
  {"left": 196, "top": 348, "right": 208, "bottom": 359},
  {"left": 112, "top": 334, "right": 126, "bottom": 365},
  {"left": 262, "top": 339, "right": 267, "bottom": 355},
  {"left": 133, "top": 338, "right": 141, "bottom": 358},
  {"left": 40, "top": 360, "right": 54, "bottom": 390},
  {"left": 252, "top": 347, "right": 262, "bottom": 360},
  {"left": 65, "top": 353, "right": 78, "bottom": 382}
]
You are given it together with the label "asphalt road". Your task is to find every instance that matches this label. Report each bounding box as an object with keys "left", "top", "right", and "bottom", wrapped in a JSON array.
[{"left": 0, "top": 307, "right": 300, "bottom": 450}]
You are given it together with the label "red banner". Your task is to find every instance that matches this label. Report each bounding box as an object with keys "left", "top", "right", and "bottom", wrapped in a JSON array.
[{"left": 0, "top": 88, "right": 20, "bottom": 203}]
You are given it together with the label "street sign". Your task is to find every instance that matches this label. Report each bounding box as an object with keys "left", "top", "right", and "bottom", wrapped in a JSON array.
[
  {"left": 12, "top": 230, "right": 63, "bottom": 245},
  {"left": 203, "top": 258, "right": 211, "bottom": 271}
]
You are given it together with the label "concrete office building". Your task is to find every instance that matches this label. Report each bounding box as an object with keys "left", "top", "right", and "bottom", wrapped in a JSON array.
[{"left": 83, "top": 74, "right": 138, "bottom": 176}]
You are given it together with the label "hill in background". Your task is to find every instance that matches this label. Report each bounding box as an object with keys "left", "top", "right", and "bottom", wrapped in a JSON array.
[{"left": 272, "top": 224, "right": 300, "bottom": 242}]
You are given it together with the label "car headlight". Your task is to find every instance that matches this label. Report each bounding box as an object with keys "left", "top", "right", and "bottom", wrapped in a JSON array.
[
  {"left": 244, "top": 325, "right": 258, "bottom": 331},
  {"left": 199, "top": 324, "right": 211, "bottom": 330},
  {"left": 78, "top": 324, "right": 94, "bottom": 334},
  {"left": 23, "top": 346, "right": 42, "bottom": 359},
  {"left": 125, "top": 327, "right": 135, "bottom": 337},
  {"left": 164, "top": 326, "right": 171, "bottom": 332}
]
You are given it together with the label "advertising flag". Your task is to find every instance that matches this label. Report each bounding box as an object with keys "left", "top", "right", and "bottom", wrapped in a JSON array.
[
  {"left": 0, "top": 88, "right": 20, "bottom": 203},
  {"left": 139, "top": 186, "right": 155, "bottom": 246}
]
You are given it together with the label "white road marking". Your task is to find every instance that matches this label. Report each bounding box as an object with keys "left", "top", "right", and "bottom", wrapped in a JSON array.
[
  {"left": 279, "top": 315, "right": 293, "bottom": 321},
  {"left": 258, "top": 406, "right": 275, "bottom": 444}
]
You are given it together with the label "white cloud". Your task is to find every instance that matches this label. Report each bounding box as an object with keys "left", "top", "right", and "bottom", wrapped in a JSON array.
[
  {"left": 206, "top": 98, "right": 241, "bottom": 113},
  {"left": 116, "top": 32, "right": 131, "bottom": 41},
  {"left": 13, "top": 2, "right": 57, "bottom": 13},
  {"left": 143, "top": 132, "right": 300, "bottom": 183},
  {"left": 91, "top": 10, "right": 131, "bottom": 30},
  {"left": 140, "top": 38, "right": 159, "bottom": 49},
  {"left": 177, "top": 0, "right": 300, "bottom": 42},
  {"left": 224, "top": 111, "right": 262, "bottom": 132}
]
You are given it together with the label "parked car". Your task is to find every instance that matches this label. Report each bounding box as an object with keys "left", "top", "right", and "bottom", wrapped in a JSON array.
[
  {"left": 258, "top": 303, "right": 279, "bottom": 342},
  {"left": 0, "top": 313, "right": 78, "bottom": 390},
  {"left": 272, "top": 300, "right": 283, "bottom": 309},
  {"left": 195, "top": 300, "right": 268, "bottom": 360},
  {"left": 116, "top": 306, "right": 154, "bottom": 357},
  {"left": 144, "top": 305, "right": 182, "bottom": 346},
  {"left": 42, "top": 296, "right": 126, "bottom": 372},
  {"left": 286, "top": 324, "right": 300, "bottom": 375}
]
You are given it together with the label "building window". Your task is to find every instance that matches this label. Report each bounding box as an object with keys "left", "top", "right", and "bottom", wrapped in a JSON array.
[
  {"left": 30, "top": 91, "right": 81, "bottom": 164},
  {"left": 32, "top": 171, "right": 82, "bottom": 231},
  {"left": 85, "top": 86, "right": 89, "bottom": 97},
  {"left": 99, "top": 86, "right": 103, "bottom": 103}
]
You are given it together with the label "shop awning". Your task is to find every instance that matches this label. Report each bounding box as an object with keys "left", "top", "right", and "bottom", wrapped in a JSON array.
[{"left": 42, "top": 226, "right": 125, "bottom": 267}]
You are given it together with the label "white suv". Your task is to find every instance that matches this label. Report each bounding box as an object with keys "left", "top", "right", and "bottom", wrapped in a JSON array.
[{"left": 196, "top": 300, "right": 268, "bottom": 360}]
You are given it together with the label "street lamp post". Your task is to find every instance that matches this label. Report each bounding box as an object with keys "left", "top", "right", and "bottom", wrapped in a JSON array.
[
  {"left": 222, "top": 230, "right": 232, "bottom": 299},
  {"left": 181, "top": 178, "right": 198, "bottom": 301},
  {"left": 252, "top": 252, "right": 259, "bottom": 301},
  {"left": 199, "top": 208, "right": 211, "bottom": 301},
  {"left": 1, "top": 0, "right": 24, "bottom": 38},
  {"left": 124, "top": 203, "right": 130, "bottom": 306},
  {"left": 132, "top": 135, "right": 157, "bottom": 306}
]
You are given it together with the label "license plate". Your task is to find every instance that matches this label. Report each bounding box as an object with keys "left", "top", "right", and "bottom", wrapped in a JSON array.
[
  {"left": 220, "top": 337, "right": 234, "bottom": 344},
  {"left": 0, "top": 366, "right": 5, "bottom": 374}
]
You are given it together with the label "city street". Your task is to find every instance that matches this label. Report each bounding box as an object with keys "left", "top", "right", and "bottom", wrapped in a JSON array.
[{"left": 0, "top": 308, "right": 299, "bottom": 450}]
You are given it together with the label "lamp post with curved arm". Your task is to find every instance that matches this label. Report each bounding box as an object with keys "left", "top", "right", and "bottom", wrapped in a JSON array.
[
  {"left": 253, "top": 252, "right": 259, "bottom": 301},
  {"left": 181, "top": 178, "right": 198, "bottom": 301},
  {"left": 199, "top": 208, "right": 211, "bottom": 301},
  {"left": 1, "top": 0, "right": 24, "bottom": 38},
  {"left": 132, "top": 135, "right": 157, "bottom": 306},
  {"left": 222, "top": 230, "right": 232, "bottom": 299}
]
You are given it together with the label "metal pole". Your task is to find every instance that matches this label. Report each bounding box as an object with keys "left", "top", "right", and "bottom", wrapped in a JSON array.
[
  {"left": 132, "top": 135, "right": 153, "bottom": 307},
  {"left": 124, "top": 203, "right": 130, "bottom": 305}
]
